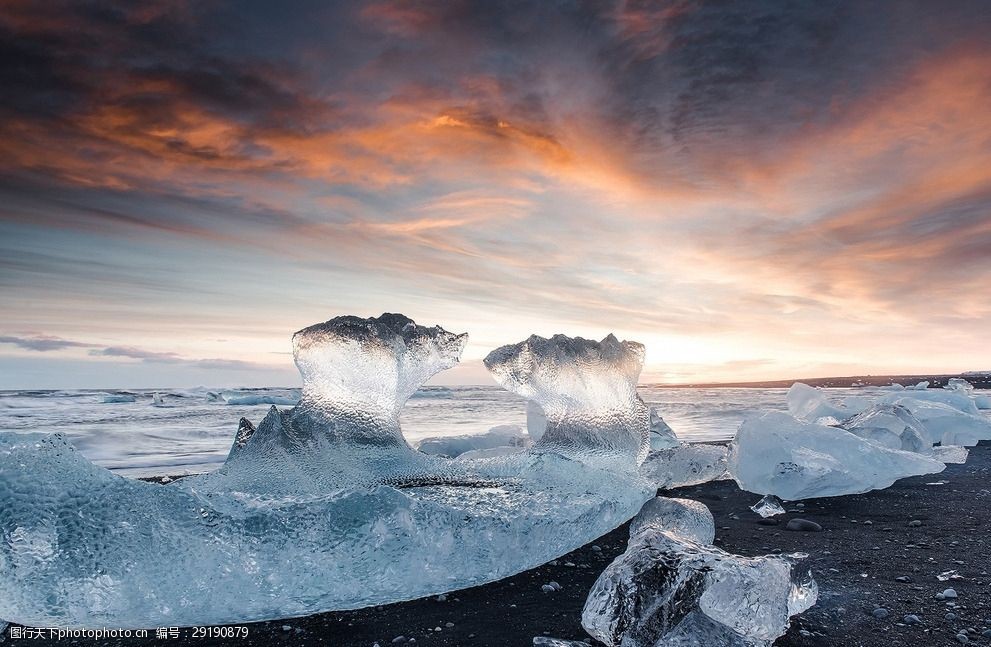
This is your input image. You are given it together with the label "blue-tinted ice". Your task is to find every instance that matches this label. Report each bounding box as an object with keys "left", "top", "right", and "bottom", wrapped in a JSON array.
[{"left": 0, "top": 315, "right": 654, "bottom": 628}]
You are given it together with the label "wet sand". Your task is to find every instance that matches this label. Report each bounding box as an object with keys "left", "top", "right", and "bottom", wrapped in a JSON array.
[{"left": 11, "top": 442, "right": 991, "bottom": 646}]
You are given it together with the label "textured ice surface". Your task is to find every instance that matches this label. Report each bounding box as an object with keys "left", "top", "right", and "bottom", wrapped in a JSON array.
[
  {"left": 629, "top": 497, "right": 715, "bottom": 545},
  {"left": 416, "top": 424, "right": 530, "bottom": 458},
  {"left": 649, "top": 407, "right": 681, "bottom": 450},
  {"left": 0, "top": 315, "right": 654, "bottom": 629},
  {"left": 582, "top": 497, "right": 816, "bottom": 646},
  {"left": 932, "top": 445, "right": 969, "bottom": 464},
  {"left": 889, "top": 398, "right": 991, "bottom": 446},
  {"left": 484, "top": 334, "right": 651, "bottom": 465},
  {"left": 729, "top": 411, "right": 944, "bottom": 500},
  {"left": 640, "top": 443, "right": 729, "bottom": 489},
  {"left": 840, "top": 404, "right": 931, "bottom": 454},
  {"left": 751, "top": 494, "right": 786, "bottom": 518}
]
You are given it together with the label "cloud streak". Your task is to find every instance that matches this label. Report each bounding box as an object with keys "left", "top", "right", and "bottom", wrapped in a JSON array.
[{"left": 1, "top": 0, "right": 990, "bottom": 385}]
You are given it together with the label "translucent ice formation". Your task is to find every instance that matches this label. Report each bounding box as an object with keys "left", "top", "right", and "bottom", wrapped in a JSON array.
[
  {"left": 639, "top": 443, "right": 729, "bottom": 489},
  {"left": 628, "top": 496, "right": 715, "bottom": 544},
  {"left": 946, "top": 377, "right": 974, "bottom": 393},
  {"left": 840, "top": 403, "right": 931, "bottom": 454},
  {"left": 0, "top": 315, "right": 655, "bottom": 629},
  {"left": 888, "top": 397, "right": 991, "bottom": 446},
  {"left": 729, "top": 411, "right": 944, "bottom": 500},
  {"left": 751, "top": 494, "right": 786, "bottom": 518},
  {"left": 415, "top": 424, "right": 530, "bottom": 458},
  {"left": 787, "top": 382, "right": 865, "bottom": 424},
  {"left": 943, "top": 378, "right": 990, "bottom": 409},
  {"left": 881, "top": 389, "right": 980, "bottom": 415},
  {"left": 484, "top": 334, "right": 651, "bottom": 465},
  {"left": 787, "top": 382, "right": 845, "bottom": 423},
  {"left": 582, "top": 497, "right": 816, "bottom": 646},
  {"left": 649, "top": 407, "right": 681, "bottom": 450},
  {"left": 932, "top": 445, "right": 969, "bottom": 464}
]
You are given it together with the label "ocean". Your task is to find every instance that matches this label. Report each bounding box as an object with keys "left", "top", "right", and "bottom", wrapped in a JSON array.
[{"left": 0, "top": 385, "right": 904, "bottom": 477}]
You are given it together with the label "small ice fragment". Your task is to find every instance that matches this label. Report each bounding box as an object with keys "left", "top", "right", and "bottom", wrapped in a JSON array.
[
  {"left": 787, "top": 383, "right": 857, "bottom": 423},
  {"left": 937, "top": 570, "right": 958, "bottom": 581},
  {"left": 648, "top": 407, "right": 680, "bottom": 450},
  {"left": 629, "top": 497, "right": 715, "bottom": 545},
  {"left": 751, "top": 494, "right": 786, "bottom": 518},
  {"left": 639, "top": 443, "right": 729, "bottom": 489},
  {"left": 931, "top": 445, "right": 969, "bottom": 464},
  {"left": 532, "top": 638, "right": 592, "bottom": 647},
  {"left": 416, "top": 425, "right": 529, "bottom": 458},
  {"left": 944, "top": 378, "right": 974, "bottom": 393}
]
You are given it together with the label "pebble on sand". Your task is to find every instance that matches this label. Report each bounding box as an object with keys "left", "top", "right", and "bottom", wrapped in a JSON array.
[{"left": 785, "top": 518, "right": 823, "bottom": 532}]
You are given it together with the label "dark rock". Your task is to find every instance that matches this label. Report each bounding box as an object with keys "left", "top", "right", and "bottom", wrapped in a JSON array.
[{"left": 785, "top": 519, "right": 823, "bottom": 532}]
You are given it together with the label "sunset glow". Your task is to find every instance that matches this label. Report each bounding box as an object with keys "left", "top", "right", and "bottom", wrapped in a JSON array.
[{"left": 1, "top": 1, "right": 990, "bottom": 388}]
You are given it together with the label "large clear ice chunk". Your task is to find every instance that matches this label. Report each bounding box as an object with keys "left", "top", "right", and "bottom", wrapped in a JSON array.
[
  {"left": 582, "top": 497, "right": 816, "bottom": 646},
  {"left": 0, "top": 315, "right": 655, "bottom": 629},
  {"left": 728, "top": 411, "right": 945, "bottom": 500},
  {"left": 484, "top": 334, "right": 651, "bottom": 465}
]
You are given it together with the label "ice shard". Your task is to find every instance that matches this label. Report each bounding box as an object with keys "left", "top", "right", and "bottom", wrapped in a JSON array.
[
  {"left": 416, "top": 424, "right": 530, "bottom": 458},
  {"left": 932, "top": 445, "right": 969, "bottom": 464},
  {"left": 839, "top": 403, "right": 931, "bottom": 454},
  {"left": 649, "top": 407, "right": 681, "bottom": 450},
  {"left": 786, "top": 382, "right": 863, "bottom": 424},
  {"left": 729, "top": 411, "right": 944, "bottom": 500},
  {"left": 628, "top": 496, "right": 715, "bottom": 544},
  {"left": 0, "top": 315, "right": 655, "bottom": 629},
  {"left": 751, "top": 494, "right": 786, "bottom": 518},
  {"left": 484, "top": 333, "right": 651, "bottom": 465},
  {"left": 639, "top": 443, "right": 729, "bottom": 489},
  {"left": 582, "top": 497, "right": 816, "bottom": 646}
]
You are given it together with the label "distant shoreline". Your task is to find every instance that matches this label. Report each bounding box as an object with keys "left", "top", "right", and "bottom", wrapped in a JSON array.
[
  {"left": 4, "top": 373, "right": 990, "bottom": 392},
  {"left": 650, "top": 373, "right": 991, "bottom": 389}
]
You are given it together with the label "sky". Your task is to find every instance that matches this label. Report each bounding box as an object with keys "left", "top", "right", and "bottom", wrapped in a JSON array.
[{"left": 1, "top": 0, "right": 990, "bottom": 389}]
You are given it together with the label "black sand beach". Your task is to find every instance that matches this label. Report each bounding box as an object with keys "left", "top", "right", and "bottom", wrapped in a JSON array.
[{"left": 10, "top": 442, "right": 991, "bottom": 647}]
